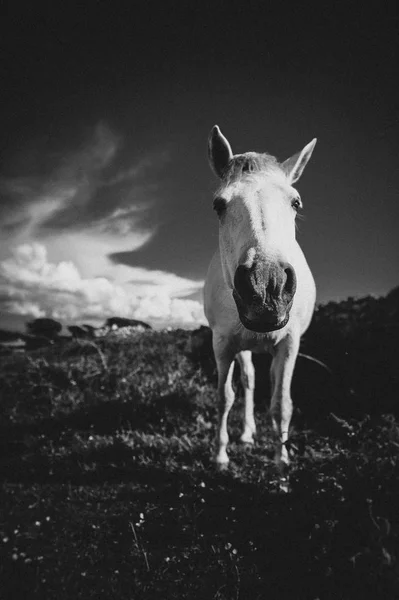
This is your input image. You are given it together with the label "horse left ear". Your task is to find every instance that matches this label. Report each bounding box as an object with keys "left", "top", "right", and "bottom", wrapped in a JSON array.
[
  {"left": 282, "top": 138, "right": 317, "bottom": 184},
  {"left": 208, "top": 125, "right": 233, "bottom": 178}
]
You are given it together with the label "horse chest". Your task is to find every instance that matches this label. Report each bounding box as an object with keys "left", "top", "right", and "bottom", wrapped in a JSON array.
[{"left": 235, "top": 330, "right": 285, "bottom": 355}]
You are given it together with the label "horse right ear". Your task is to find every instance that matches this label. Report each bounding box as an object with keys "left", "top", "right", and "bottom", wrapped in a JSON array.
[
  {"left": 208, "top": 125, "right": 233, "bottom": 178},
  {"left": 282, "top": 138, "right": 317, "bottom": 184}
]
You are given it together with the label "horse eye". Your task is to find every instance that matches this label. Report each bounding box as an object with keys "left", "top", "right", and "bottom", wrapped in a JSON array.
[
  {"left": 213, "top": 197, "right": 227, "bottom": 217},
  {"left": 292, "top": 197, "right": 302, "bottom": 211}
]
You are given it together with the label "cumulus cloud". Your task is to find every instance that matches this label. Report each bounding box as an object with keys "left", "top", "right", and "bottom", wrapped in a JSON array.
[
  {"left": 7, "top": 301, "right": 45, "bottom": 319},
  {"left": 0, "top": 243, "right": 205, "bottom": 327},
  {"left": 0, "top": 122, "right": 206, "bottom": 328}
]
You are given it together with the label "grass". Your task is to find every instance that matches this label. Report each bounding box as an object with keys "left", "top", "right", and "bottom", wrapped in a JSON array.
[{"left": 1, "top": 330, "right": 399, "bottom": 599}]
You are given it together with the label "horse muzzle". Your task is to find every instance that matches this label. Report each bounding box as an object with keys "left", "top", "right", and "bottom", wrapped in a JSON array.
[
  {"left": 233, "top": 290, "right": 291, "bottom": 332},
  {"left": 232, "top": 260, "right": 296, "bottom": 333}
]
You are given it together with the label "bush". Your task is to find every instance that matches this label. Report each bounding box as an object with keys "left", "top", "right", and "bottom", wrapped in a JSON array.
[{"left": 26, "top": 318, "right": 62, "bottom": 339}]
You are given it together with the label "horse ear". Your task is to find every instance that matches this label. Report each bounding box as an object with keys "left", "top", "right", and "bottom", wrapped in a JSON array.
[
  {"left": 208, "top": 125, "right": 233, "bottom": 178},
  {"left": 282, "top": 138, "right": 317, "bottom": 184}
]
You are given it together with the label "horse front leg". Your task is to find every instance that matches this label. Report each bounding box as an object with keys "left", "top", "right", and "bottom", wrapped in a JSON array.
[
  {"left": 237, "top": 351, "right": 256, "bottom": 444},
  {"left": 270, "top": 334, "right": 300, "bottom": 468},
  {"left": 214, "top": 344, "right": 236, "bottom": 467}
]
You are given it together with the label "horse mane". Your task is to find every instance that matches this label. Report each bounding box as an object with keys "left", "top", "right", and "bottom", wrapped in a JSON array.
[{"left": 220, "top": 152, "right": 282, "bottom": 187}]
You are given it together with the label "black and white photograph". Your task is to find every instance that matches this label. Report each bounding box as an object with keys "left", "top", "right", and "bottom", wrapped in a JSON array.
[{"left": 1, "top": 2, "right": 398, "bottom": 598}]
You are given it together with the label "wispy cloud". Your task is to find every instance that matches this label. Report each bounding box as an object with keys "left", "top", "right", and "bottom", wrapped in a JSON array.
[{"left": 0, "top": 122, "right": 166, "bottom": 240}]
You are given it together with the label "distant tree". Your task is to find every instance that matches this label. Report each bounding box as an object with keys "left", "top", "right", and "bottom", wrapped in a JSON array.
[
  {"left": 68, "top": 325, "right": 89, "bottom": 339},
  {"left": 105, "top": 317, "right": 152, "bottom": 330},
  {"left": 82, "top": 324, "right": 97, "bottom": 336},
  {"left": 26, "top": 318, "right": 62, "bottom": 339},
  {"left": 386, "top": 286, "right": 399, "bottom": 320}
]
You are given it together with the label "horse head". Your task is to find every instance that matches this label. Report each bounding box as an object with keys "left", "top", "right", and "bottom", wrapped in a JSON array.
[{"left": 208, "top": 125, "right": 316, "bottom": 333}]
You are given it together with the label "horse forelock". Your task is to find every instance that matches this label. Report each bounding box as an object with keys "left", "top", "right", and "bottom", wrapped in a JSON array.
[{"left": 218, "top": 152, "right": 282, "bottom": 190}]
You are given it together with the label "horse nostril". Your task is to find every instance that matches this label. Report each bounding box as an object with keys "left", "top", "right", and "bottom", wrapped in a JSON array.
[
  {"left": 283, "top": 264, "right": 297, "bottom": 297},
  {"left": 234, "top": 265, "right": 254, "bottom": 302},
  {"left": 235, "top": 262, "right": 296, "bottom": 305}
]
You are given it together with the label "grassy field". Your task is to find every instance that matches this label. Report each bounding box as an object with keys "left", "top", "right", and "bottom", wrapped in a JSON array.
[{"left": 1, "top": 329, "right": 399, "bottom": 599}]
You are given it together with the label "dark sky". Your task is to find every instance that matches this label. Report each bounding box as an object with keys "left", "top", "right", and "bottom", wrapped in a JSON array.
[{"left": 0, "top": 2, "right": 398, "bottom": 328}]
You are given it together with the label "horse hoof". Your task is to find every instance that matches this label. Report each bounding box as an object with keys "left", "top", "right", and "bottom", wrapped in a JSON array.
[
  {"left": 215, "top": 462, "right": 229, "bottom": 472},
  {"left": 279, "top": 476, "right": 290, "bottom": 494},
  {"left": 214, "top": 453, "right": 229, "bottom": 470}
]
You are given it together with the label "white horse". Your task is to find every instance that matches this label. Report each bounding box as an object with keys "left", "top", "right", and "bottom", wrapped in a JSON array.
[{"left": 204, "top": 125, "right": 317, "bottom": 469}]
